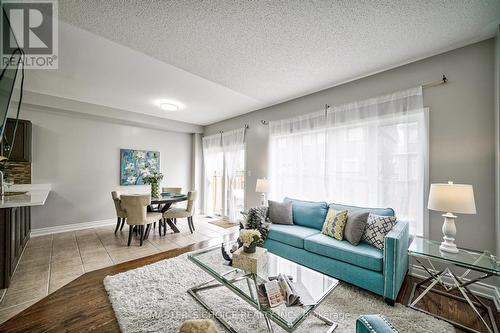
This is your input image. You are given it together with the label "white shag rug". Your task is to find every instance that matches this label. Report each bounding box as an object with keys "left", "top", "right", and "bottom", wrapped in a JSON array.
[{"left": 103, "top": 252, "right": 453, "bottom": 333}]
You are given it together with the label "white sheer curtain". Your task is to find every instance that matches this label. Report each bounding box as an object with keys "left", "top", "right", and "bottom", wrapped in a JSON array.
[
  {"left": 268, "top": 110, "right": 327, "bottom": 202},
  {"left": 202, "top": 133, "right": 223, "bottom": 216},
  {"left": 326, "top": 87, "right": 426, "bottom": 236},
  {"left": 222, "top": 128, "right": 246, "bottom": 223},
  {"left": 268, "top": 87, "right": 427, "bottom": 236}
]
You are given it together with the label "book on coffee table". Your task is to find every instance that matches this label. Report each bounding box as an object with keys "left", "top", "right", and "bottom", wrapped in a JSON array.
[{"left": 259, "top": 273, "right": 315, "bottom": 307}]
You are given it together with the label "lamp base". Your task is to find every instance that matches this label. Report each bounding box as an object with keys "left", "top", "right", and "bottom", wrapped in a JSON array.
[
  {"left": 439, "top": 213, "right": 459, "bottom": 254},
  {"left": 259, "top": 193, "right": 267, "bottom": 207},
  {"left": 439, "top": 240, "right": 459, "bottom": 253}
]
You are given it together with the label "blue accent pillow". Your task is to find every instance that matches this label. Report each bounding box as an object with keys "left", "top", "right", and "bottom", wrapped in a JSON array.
[
  {"left": 329, "top": 203, "right": 395, "bottom": 217},
  {"left": 284, "top": 197, "right": 328, "bottom": 230}
]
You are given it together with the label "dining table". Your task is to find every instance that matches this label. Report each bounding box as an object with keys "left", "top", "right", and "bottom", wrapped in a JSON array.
[{"left": 148, "top": 192, "right": 188, "bottom": 234}]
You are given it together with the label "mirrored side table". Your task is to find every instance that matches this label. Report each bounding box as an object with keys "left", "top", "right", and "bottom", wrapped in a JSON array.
[{"left": 408, "top": 237, "right": 499, "bottom": 333}]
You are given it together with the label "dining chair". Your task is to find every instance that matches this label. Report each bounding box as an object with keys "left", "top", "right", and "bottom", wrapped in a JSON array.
[
  {"left": 111, "top": 191, "right": 127, "bottom": 234},
  {"left": 156, "top": 186, "right": 183, "bottom": 230},
  {"left": 162, "top": 186, "right": 183, "bottom": 212},
  {"left": 120, "top": 194, "right": 162, "bottom": 246},
  {"left": 163, "top": 191, "right": 197, "bottom": 233},
  {"left": 161, "top": 187, "right": 182, "bottom": 194}
]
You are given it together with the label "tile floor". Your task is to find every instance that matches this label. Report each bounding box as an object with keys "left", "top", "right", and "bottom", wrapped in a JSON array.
[{"left": 0, "top": 215, "right": 239, "bottom": 324}]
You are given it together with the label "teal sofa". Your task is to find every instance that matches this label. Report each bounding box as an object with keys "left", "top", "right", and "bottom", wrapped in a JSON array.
[
  {"left": 263, "top": 198, "right": 409, "bottom": 304},
  {"left": 356, "top": 315, "right": 399, "bottom": 332}
]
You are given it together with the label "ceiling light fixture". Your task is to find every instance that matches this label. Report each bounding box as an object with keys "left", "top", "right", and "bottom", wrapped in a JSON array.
[{"left": 159, "top": 102, "right": 179, "bottom": 111}]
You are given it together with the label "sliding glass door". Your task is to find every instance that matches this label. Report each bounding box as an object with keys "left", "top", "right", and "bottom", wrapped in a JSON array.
[
  {"left": 203, "top": 128, "right": 246, "bottom": 222},
  {"left": 208, "top": 151, "right": 224, "bottom": 216},
  {"left": 202, "top": 135, "right": 224, "bottom": 217},
  {"left": 225, "top": 147, "right": 245, "bottom": 221}
]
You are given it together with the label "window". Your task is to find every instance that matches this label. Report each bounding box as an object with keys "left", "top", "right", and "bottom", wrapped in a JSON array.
[{"left": 269, "top": 87, "right": 427, "bottom": 236}]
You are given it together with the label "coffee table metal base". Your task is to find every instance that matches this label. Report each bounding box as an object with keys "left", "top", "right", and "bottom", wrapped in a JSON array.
[{"left": 187, "top": 271, "right": 338, "bottom": 333}]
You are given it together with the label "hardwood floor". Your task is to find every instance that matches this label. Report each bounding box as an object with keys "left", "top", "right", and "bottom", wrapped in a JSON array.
[
  {"left": 398, "top": 275, "right": 500, "bottom": 333},
  {"left": 0, "top": 237, "right": 497, "bottom": 332}
]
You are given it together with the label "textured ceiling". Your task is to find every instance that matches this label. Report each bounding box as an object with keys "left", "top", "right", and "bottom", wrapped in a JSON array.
[
  {"left": 24, "top": 20, "right": 262, "bottom": 126},
  {"left": 59, "top": 0, "right": 500, "bottom": 108}
]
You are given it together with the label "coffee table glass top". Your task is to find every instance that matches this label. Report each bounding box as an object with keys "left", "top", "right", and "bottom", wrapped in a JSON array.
[
  {"left": 409, "top": 237, "right": 499, "bottom": 275},
  {"left": 188, "top": 244, "right": 339, "bottom": 330}
]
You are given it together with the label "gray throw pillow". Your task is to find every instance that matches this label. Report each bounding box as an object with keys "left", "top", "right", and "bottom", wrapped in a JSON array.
[
  {"left": 268, "top": 200, "right": 293, "bottom": 225},
  {"left": 344, "top": 211, "right": 369, "bottom": 245}
]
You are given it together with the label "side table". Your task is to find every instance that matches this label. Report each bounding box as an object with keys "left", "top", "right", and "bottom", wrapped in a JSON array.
[{"left": 408, "top": 237, "right": 499, "bottom": 333}]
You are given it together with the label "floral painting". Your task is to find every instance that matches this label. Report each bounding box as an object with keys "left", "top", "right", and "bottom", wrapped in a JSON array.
[{"left": 120, "top": 149, "right": 160, "bottom": 185}]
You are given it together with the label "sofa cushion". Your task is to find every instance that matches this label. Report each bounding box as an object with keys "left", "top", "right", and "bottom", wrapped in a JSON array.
[
  {"left": 329, "top": 203, "right": 395, "bottom": 217},
  {"left": 304, "top": 233, "right": 383, "bottom": 271},
  {"left": 284, "top": 197, "right": 328, "bottom": 230},
  {"left": 267, "top": 224, "right": 320, "bottom": 249}
]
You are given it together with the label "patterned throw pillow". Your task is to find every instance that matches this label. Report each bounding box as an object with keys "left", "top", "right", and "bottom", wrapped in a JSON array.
[
  {"left": 321, "top": 208, "right": 348, "bottom": 240},
  {"left": 362, "top": 214, "right": 397, "bottom": 249}
]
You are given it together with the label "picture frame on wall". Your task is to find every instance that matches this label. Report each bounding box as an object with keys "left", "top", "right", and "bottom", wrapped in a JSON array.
[{"left": 120, "top": 149, "right": 160, "bottom": 185}]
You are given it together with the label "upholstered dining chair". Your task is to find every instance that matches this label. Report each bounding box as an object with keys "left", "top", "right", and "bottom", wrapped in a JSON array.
[
  {"left": 161, "top": 186, "right": 183, "bottom": 222},
  {"left": 163, "top": 191, "right": 197, "bottom": 233},
  {"left": 120, "top": 194, "right": 162, "bottom": 246},
  {"left": 111, "top": 191, "right": 127, "bottom": 234},
  {"left": 162, "top": 187, "right": 182, "bottom": 194}
]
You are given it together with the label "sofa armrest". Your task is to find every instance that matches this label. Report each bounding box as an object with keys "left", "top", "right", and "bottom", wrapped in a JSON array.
[
  {"left": 356, "top": 315, "right": 399, "bottom": 333},
  {"left": 383, "top": 220, "right": 409, "bottom": 301}
]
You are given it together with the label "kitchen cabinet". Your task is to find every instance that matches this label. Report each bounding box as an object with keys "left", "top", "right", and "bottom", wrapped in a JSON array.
[
  {"left": 1, "top": 118, "right": 32, "bottom": 162},
  {"left": 0, "top": 206, "right": 31, "bottom": 289}
]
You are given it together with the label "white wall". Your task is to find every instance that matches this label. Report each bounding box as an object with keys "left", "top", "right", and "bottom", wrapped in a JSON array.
[
  {"left": 205, "top": 39, "right": 497, "bottom": 253},
  {"left": 19, "top": 107, "right": 193, "bottom": 229}
]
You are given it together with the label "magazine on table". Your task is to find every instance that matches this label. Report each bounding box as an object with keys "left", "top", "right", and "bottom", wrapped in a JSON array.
[{"left": 257, "top": 273, "right": 315, "bottom": 307}]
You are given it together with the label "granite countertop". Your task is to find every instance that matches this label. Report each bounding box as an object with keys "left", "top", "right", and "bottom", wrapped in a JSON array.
[{"left": 0, "top": 184, "right": 51, "bottom": 209}]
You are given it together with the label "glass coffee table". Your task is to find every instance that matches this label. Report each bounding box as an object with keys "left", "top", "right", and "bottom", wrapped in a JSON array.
[
  {"left": 408, "top": 237, "right": 499, "bottom": 333},
  {"left": 188, "top": 244, "right": 340, "bottom": 333}
]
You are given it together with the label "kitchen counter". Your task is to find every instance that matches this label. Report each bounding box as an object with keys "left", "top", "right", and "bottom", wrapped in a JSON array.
[{"left": 0, "top": 184, "right": 51, "bottom": 209}]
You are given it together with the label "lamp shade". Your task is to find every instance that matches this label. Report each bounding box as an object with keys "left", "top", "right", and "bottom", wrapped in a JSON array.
[
  {"left": 428, "top": 182, "right": 476, "bottom": 214},
  {"left": 255, "top": 178, "right": 268, "bottom": 193}
]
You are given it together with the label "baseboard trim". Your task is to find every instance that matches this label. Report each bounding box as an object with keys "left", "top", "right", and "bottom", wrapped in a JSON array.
[
  {"left": 409, "top": 264, "right": 500, "bottom": 311},
  {"left": 31, "top": 219, "right": 117, "bottom": 237}
]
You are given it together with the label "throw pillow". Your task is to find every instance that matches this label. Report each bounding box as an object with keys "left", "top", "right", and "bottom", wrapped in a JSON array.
[
  {"left": 245, "top": 206, "right": 270, "bottom": 244},
  {"left": 344, "top": 211, "right": 369, "bottom": 245},
  {"left": 362, "top": 214, "right": 397, "bottom": 249},
  {"left": 321, "top": 208, "right": 348, "bottom": 240},
  {"left": 268, "top": 200, "right": 293, "bottom": 225}
]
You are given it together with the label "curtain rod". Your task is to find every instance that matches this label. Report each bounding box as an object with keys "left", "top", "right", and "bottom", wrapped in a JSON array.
[
  {"left": 260, "top": 75, "right": 448, "bottom": 125},
  {"left": 422, "top": 74, "right": 447, "bottom": 89},
  {"left": 218, "top": 124, "right": 249, "bottom": 134}
]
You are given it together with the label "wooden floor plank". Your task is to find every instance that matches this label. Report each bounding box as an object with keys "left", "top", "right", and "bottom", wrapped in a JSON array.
[{"left": 0, "top": 236, "right": 498, "bottom": 332}]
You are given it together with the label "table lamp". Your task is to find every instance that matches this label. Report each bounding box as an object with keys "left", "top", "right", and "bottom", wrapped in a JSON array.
[
  {"left": 428, "top": 181, "right": 476, "bottom": 253},
  {"left": 255, "top": 178, "right": 268, "bottom": 206}
]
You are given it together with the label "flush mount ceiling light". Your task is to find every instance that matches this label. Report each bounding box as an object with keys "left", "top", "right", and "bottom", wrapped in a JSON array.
[{"left": 159, "top": 102, "right": 179, "bottom": 111}]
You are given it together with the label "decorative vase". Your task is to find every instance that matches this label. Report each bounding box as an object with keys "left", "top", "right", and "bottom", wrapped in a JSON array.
[
  {"left": 243, "top": 243, "right": 257, "bottom": 253},
  {"left": 150, "top": 183, "right": 160, "bottom": 199}
]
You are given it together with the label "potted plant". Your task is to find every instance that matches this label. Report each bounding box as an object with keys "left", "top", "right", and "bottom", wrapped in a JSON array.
[
  {"left": 143, "top": 172, "right": 163, "bottom": 199},
  {"left": 239, "top": 229, "right": 261, "bottom": 253}
]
